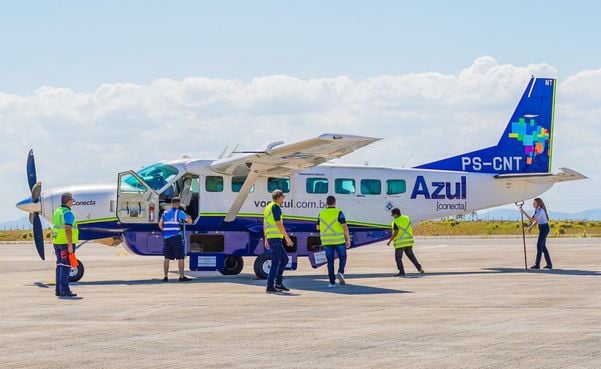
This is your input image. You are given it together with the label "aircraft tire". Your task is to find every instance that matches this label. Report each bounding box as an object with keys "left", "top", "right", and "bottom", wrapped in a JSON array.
[
  {"left": 253, "top": 254, "right": 271, "bottom": 280},
  {"left": 219, "top": 255, "right": 244, "bottom": 275},
  {"left": 69, "top": 259, "right": 85, "bottom": 282}
]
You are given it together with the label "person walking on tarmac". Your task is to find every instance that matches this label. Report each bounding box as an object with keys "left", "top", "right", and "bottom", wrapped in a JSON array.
[
  {"left": 52, "top": 192, "right": 79, "bottom": 298},
  {"left": 519, "top": 197, "right": 553, "bottom": 270},
  {"left": 264, "top": 189, "right": 293, "bottom": 294},
  {"left": 159, "top": 197, "right": 192, "bottom": 282},
  {"left": 317, "top": 196, "right": 351, "bottom": 288},
  {"left": 387, "top": 208, "right": 425, "bottom": 277}
]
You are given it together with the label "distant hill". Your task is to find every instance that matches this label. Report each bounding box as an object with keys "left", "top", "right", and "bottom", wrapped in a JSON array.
[
  {"left": 0, "top": 216, "right": 51, "bottom": 231},
  {"left": 475, "top": 208, "right": 601, "bottom": 221}
]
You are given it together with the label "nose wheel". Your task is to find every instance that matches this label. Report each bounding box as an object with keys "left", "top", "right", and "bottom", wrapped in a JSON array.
[{"left": 68, "top": 258, "right": 85, "bottom": 282}]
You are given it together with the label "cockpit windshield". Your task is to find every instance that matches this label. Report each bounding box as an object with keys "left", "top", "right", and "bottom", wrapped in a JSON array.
[{"left": 136, "top": 163, "right": 179, "bottom": 191}]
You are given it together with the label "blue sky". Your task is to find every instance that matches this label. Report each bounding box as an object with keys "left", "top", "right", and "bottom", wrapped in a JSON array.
[
  {"left": 1, "top": 1, "right": 600, "bottom": 222},
  {"left": 2, "top": 0, "right": 600, "bottom": 93}
]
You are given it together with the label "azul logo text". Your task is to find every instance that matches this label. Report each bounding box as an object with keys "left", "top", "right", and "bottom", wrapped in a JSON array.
[{"left": 411, "top": 176, "right": 467, "bottom": 200}]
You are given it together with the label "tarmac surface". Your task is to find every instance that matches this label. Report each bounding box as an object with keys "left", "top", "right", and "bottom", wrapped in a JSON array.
[{"left": 0, "top": 237, "right": 600, "bottom": 369}]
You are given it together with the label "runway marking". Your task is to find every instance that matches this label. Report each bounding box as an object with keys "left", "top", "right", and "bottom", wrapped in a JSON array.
[{"left": 421, "top": 244, "right": 449, "bottom": 249}]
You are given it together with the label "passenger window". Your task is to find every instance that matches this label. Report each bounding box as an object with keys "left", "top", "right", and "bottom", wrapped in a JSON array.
[
  {"left": 361, "top": 179, "right": 381, "bottom": 195},
  {"left": 335, "top": 178, "right": 355, "bottom": 194},
  {"left": 232, "top": 176, "right": 255, "bottom": 193},
  {"left": 205, "top": 176, "right": 224, "bottom": 192},
  {"left": 306, "top": 178, "right": 328, "bottom": 194},
  {"left": 267, "top": 177, "right": 290, "bottom": 193},
  {"left": 387, "top": 179, "right": 406, "bottom": 195}
]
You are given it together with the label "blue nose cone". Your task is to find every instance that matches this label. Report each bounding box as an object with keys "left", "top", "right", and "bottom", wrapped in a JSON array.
[{"left": 16, "top": 197, "right": 41, "bottom": 213}]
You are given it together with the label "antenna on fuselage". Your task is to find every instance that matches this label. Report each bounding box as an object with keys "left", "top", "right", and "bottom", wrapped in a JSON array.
[
  {"left": 217, "top": 146, "right": 229, "bottom": 159},
  {"left": 228, "top": 144, "right": 240, "bottom": 158},
  {"left": 402, "top": 153, "right": 414, "bottom": 168}
]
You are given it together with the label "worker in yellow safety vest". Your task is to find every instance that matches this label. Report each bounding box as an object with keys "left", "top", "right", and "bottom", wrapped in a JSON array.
[
  {"left": 317, "top": 195, "right": 351, "bottom": 288},
  {"left": 386, "top": 208, "right": 425, "bottom": 277},
  {"left": 52, "top": 192, "right": 80, "bottom": 298},
  {"left": 263, "top": 189, "right": 293, "bottom": 294}
]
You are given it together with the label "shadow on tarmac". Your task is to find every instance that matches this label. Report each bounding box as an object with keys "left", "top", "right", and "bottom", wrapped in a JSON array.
[
  {"left": 33, "top": 272, "right": 410, "bottom": 295},
  {"left": 33, "top": 267, "right": 598, "bottom": 295}
]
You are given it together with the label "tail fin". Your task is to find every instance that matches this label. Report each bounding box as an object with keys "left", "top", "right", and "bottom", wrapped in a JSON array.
[{"left": 415, "top": 77, "right": 556, "bottom": 174}]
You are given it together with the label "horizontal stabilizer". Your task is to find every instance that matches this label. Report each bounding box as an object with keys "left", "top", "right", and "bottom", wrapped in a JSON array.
[{"left": 494, "top": 167, "right": 587, "bottom": 183}]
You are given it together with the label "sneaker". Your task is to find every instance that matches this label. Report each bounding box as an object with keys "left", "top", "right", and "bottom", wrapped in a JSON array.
[
  {"left": 179, "top": 276, "right": 191, "bottom": 282},
  {"left": 530, "top": 265, "right": 540, "bottom": 270},
  {"left": 336, "top": 273, "right": 346, "bottom": 285},
  {"left": 161, "top": 277, "right": 168, "bottom": 282},
  {"left": 275, "top": 284, "right": 290, "bottom": 292},
  {"left": 327, "top": 283, "right": 336, "bottom": 288},
  {"left": 266, "top": 287, "right": 280, "bottom": 294}
]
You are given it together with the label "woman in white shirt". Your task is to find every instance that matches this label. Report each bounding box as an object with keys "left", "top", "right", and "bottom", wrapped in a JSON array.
[{"left": 520, "top": 197, "right": 552, "bottom": 269}]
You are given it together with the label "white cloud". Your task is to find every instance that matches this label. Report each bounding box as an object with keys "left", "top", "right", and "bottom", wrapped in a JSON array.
[{"left": 1, "top": 56, "right": 599, "bottom": 221}]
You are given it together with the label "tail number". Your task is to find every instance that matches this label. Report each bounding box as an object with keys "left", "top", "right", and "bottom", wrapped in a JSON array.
[{"left": 462, "top": 156, "right": 522, "bottom": 172}]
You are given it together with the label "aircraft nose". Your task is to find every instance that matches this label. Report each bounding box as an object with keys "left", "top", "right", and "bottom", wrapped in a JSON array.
[{"left": 16, "top": 197, "right": 41, "bottom": 213}]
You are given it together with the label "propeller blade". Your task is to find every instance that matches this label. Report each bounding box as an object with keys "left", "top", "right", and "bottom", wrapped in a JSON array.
[
  {"left": 27, "top": 149, "right": 37, "bottom": 192},
  {"left": 32, "top": 213, "right": 45, "bottom": 260}
]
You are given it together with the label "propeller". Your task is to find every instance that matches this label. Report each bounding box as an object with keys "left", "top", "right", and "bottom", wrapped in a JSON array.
[{"left": 26, "top": 150, "right": 45, "bottom": 260}]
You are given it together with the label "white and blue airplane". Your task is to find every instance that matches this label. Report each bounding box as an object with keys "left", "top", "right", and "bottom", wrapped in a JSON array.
[{"left": 16, "top": 77, "right": 586, "bottom": 281}]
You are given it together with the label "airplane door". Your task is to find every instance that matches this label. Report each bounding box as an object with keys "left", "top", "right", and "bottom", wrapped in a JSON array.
[{"left": 116, "top": 171, "right": 160, "bottom": 224}]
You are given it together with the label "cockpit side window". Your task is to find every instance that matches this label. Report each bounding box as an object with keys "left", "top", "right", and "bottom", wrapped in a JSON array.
[{"left": 136, "top": 163, "right": 179, "bottom": 191}]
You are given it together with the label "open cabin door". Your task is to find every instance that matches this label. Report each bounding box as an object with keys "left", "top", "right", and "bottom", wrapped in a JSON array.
[{"left": 116, "top": 171, "right": 160, "bottom": 224}]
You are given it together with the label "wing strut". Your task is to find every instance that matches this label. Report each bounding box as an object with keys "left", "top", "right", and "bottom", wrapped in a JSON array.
[{"left": 224, "top": 164, "right": 263, "bottom": 222}]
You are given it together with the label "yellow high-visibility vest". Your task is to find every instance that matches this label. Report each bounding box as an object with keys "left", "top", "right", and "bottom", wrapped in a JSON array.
[
  {"left": 52, "top": 206, "right": 79, "bottom": 244},
  {"left": 391, "top": 215, "right": 414, "bottom": 249},
  {"left": 318, "top": 207, "right": 346, "bottom": 246},
  {"left": 263, "top": 201, "right": 284, "bottom": 239}
]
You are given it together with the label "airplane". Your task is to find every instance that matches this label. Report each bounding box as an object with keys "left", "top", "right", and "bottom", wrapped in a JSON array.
[{"left": 15, "top": 77, "right": 587, "bottom": 282}]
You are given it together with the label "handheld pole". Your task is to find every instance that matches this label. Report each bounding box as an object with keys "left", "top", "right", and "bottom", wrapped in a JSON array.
[{"left": 515, "top": 202, "right": 527, "bottom": 269}]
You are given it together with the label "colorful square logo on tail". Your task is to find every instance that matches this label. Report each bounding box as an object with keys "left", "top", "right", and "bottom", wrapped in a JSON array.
[{"left": 508, "top": 117, "right": 550, "bottom": 166}]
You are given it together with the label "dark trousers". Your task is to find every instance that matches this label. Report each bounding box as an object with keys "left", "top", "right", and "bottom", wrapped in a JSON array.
[
  {"left": 267, "top": 238, "right": 289, "bottom": 289},
  {"left": 535, "top": 223, "right": 552, "bottom": 267},
  {"left": 395, "top": 247, "right": 422, "bottom": 274},
  {"left": 325, "top": 244, "right": 347, "bottom": 284},
  {"left": 54, "top": 244, "right": 71, "bottom": 295}
]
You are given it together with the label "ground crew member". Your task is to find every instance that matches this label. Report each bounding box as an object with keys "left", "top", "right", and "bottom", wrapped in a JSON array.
[
  {"left": 520, "top": 197, "right": 553, "bottom": 269},
  {"left": 158, "top": 197, "right": 192, "bottom": 282},
  {"left": 52, "top": 192, "right": 79, "bottom": 298},
  {"left": 264, "top": 189, "right": 293, "bottom": 293},
  {"left": 387, "top": 208, "right": 425, "bottom": 277},
  {"left": 317, "top": 195, "right": 351, "bottom": 288}
]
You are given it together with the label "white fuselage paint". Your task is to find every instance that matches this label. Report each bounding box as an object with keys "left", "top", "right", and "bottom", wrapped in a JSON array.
[{"left": 38, "top": 159, "right": 552, "bottom": 229}]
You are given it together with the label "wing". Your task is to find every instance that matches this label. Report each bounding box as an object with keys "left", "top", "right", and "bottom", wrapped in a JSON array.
[
  {"left": 213, "top": 133, "right": 381, "bottom": 222},
  {"left": 210, "top": 133, "right": 380, "bottom": 177}
]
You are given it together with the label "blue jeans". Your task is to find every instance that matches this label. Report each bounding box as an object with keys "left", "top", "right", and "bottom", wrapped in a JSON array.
[
  {"left": 54, "top": 244, "right": 71, "bottom": 295},
  {"left": 267, "top": 238, "right": 289, "bottom": 289},
  {"left": 535, "top": 223, "right": 552, "bottom": 267},
  {"left": 325, "top": 244, "right": 347, "bottom": 284}
]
